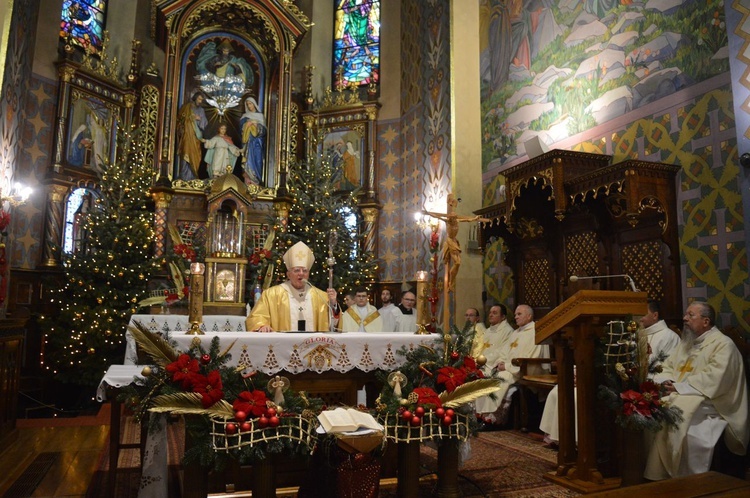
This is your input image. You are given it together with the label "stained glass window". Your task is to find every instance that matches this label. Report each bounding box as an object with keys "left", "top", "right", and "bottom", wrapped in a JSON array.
[
  {"left": 60, "top": 1, "right": 107, "bottom": 54},
  {"left": 333, "top": 0, "right": 380, "bottom": 87}
]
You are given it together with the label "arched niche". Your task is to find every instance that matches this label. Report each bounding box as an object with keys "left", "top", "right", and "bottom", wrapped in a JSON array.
[{"left": 154, "top": 0, "right": 310, "bottom": 196}]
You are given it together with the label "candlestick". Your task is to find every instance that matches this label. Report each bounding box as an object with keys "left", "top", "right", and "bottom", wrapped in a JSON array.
[
  {"left": 415, "top": 270, "right": 430, "bottom": 334},
  {"left": 187, "top": 263, "right": 205, "bottom": 335}
]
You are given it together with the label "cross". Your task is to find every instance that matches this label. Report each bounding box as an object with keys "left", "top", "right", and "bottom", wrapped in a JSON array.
[
  {"left": 510, "top": 339, "right": 519, "bottom": 349},
  {"left": 298, "top": 306, "right": 304, "bottom": 314},
  {"left": 422, "top": 193, "right": 491, "bottom": 330},
  {"left": 677, "top": 359, "right": 694, "bottom": 381}
]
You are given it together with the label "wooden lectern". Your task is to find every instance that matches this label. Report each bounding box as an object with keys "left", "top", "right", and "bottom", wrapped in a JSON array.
[{"left": 536, "top": 290, "right": 648, "bottom": 493}]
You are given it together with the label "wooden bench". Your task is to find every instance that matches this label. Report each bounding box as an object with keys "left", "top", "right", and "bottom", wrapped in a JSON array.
[{"left": 587, "top": 471, "right": 750, "bottom": 497}]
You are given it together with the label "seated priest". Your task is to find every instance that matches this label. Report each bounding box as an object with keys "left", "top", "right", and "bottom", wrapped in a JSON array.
[
  {"left": 340, "top": 286, "right": 384, "bottom": 332},
  {"left": 246, "top": 241, "right": 339, "bottom": 332},
  {"left": 472, "top": 304, "right": 512, "bottom": 360},
  {"left": 475, "top": 304, "right": 548, "bottom": 426},
  {"left": 644, "top": 301, "right": 748, "bottom": 480}
]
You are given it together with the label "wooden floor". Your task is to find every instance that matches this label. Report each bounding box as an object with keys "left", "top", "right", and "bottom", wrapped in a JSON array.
[{"left": 0, "top": 408, "right": 110, "bottom": 498}]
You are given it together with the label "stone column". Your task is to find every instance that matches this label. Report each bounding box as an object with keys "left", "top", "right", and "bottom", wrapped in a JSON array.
[
  {"left": 449, "top": 0, "right": 484, "bottom": 317},
  {"left": 40, "top": 184, "right": 69, "bottom": 267}
]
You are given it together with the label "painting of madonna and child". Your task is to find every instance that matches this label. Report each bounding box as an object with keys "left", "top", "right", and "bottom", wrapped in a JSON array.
[{"left": 175, "top": 36, "right": 268, "bottom": 187}]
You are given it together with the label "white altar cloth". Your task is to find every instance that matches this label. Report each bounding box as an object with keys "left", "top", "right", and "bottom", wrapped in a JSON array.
[
  {"left": 96, "top": 364, "right": 146, "bottom": 402},
  {"left": 118, "top": 315, "right": 436, "bottom": 497},
  {"left": 126, "top": 315, "right": 434, "bottom": 373}
]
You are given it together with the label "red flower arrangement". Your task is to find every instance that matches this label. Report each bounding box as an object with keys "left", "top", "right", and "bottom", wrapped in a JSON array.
[
  {"left": 0, "top": 210, "right": 10, "bottom": 232},
  {"left": 598, "top": 321, "right": 683, "bottom": 432},
  {"left": 248, "top": 248, "right": 272, "bottom": 266},
  {"left": 233, "top": 390, "right": 270, "bottom": 417},
  {"left": 173, "top": 243, "right": 197, "bottom": 262}
]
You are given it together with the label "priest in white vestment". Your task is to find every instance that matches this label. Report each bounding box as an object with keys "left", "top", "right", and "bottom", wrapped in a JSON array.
[
  {"left": 246, "top": 241, "right": 339, "bottom": 332},
  {"left": 465, "top": 307, "right": 486, "bottom": 357},
  {"left": 340, "top": 287, "right": 384, "bottom": 332},
  {"left": 475, "top": 305, "right": 547, "bottom": 424},
  {"left": 472, "top": 304, "right": 513, "bottom": 364},
  {"left": 379, "top": 287, "right": 397, "bottom": 332},
  {"left": 644, "top": 301, "right": 748, "bottom": 480}
]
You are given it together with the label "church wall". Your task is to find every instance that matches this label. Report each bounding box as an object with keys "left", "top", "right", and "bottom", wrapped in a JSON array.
[
  {"left": 478, "top": 1, "right": 749, "bottom": 330},
  {"left": 376, "top": 0, "right": 451, "bottom": 286},
  {"left": 1, "top": 1, "right": 40, "bottom": 276}
]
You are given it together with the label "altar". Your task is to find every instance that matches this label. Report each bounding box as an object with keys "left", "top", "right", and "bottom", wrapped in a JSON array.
[{"left": 115, "top": 314, "right": 442, "bottom": 497}]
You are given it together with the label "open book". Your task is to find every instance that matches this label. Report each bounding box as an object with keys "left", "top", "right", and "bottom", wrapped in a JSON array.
[{"left": 317, "top": 407, "right": 384, "bottom": 435}]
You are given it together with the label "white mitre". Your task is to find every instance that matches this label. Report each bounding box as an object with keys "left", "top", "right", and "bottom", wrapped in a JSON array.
[{"left": 283, "top": 241, "right": 315, "bottom": 270}]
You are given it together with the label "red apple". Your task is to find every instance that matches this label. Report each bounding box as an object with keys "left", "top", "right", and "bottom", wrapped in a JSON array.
[
  {"left": 226, "top": 423, "right": 237, "bottom": 434},
  {"left": 442, "top": 416, "right": 453, "bottom": 426},
  {"left": 240, "top": 422, "right": 252, "bottom": 432},
  {"left": 258, "top": 416, "right": 269, "bottom": 428},
  {"left": 410, "top": 416, "right": 422, "bottom": 426},
  {"left": 401, "top": 410, "right": 412, "bottom": 421},
  {"left": 445, "top": 408, "right": 455, "bottom": 418},
  {"left": 269, "top": 415, "right": 280, "bottom": 427},
  {"left": 435, "top": 407, "right": 445, "bottom": 417},
  {"left": 266, "top": 407, "right": 277, "bottom": 417},
  {"left": 234, "top": 411, "right": 247, "bottom": 423},
  {"left": 414, "top": 406, "right": 425, "bottom": 417}
]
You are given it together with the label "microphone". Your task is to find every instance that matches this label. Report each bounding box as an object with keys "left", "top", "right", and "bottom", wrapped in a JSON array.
[{"left": 569, "top": 274, "right": 638, "bottom": 292}]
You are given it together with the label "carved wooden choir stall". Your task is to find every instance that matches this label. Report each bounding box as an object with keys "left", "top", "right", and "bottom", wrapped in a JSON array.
[{"left": 477, "top": 149, "right": 681, "bottom": 492}]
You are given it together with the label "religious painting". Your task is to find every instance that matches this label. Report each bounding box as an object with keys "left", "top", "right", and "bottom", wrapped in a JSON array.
[
  {"left": 321, "top": 128, "right": 364, "bottom": 192},
  {"left": 59, "top": 0, "right": 107, "bottom": 55},
  {"left": 333, "top": 0, "right": 381, "bottom": 87},
  {"left": 66, "top": 90, "right": 117, "bottom": 173},
  {"left": 176, "top": 34, "right": 266, "bottom": 186}
]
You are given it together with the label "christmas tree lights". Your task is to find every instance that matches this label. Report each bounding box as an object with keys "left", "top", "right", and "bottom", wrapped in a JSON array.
[
  {"left": 273, "top": 157, "right": 377, "bottom": 294},
  {"left": 40, "top": 127, "right": 157, "bottom": 386}
]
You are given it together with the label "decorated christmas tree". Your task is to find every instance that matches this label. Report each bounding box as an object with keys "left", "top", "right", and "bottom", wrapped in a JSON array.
[
  {"left": 272, "top": 156, "right": 377, "bottom": 293},
  {"left": 41, "top": 127, "right": 156, "bottom": 386}
]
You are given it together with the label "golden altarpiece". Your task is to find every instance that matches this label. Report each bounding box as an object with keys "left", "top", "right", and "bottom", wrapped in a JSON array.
[{"left": 23, "top": 1, "right": 384, "bottom": 318}]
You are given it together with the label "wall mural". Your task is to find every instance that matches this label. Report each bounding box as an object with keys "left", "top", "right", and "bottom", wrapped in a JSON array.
[
  {"left": 480, "top": 1, "right": 748, "bottom": 330},
  {"left": 176, "top": 34, "right": 266, "bottom": 186},
  {"left": 480, "top": 0, "right": 729, "bottom": 173}
]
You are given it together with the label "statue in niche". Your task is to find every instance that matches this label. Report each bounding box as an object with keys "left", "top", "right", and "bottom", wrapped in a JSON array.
[
  {"left": 203, "top": 122, "right": 241, "bottom": 178},
  {"left": 176, "top": 91, "right": 208, "bottom": 181},
  {"left": 240, "top": 96, "right": 265, "bottom": 185}
]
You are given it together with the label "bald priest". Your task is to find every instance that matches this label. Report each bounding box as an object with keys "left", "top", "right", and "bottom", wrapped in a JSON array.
[{"left": 246, "top": 241, "right": 339, "bottom": 332}]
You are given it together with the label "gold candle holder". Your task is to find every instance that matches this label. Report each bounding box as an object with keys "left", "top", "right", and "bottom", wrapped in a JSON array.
[
  {"left": 187, "top": 262, "right": 205, "bottom": 335},
  {"left": 415, "top": 270, "right": 431, "bottom": 334}
]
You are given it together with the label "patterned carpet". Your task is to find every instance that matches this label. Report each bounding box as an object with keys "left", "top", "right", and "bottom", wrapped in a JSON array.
[
  {"left": 406, "top": 431, "right": 581, "bottom": 497},
  {"left": 90, "top": 416, "right": 579, "bottom": 497}
]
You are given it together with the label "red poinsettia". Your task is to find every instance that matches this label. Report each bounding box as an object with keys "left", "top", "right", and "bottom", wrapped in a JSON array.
[
  {"left": 412, "top": 387, "right": 442, "bottom": 408},
  {"left": 436, "top": 366, "right": 467, "bottom": 393},
  {"left": 173, "top": 243, "right": 196, "bottom": 262},
  {"left": 249, "top": 248, "right": 272, "bottom": 266},
  {"left": 0, "top": 210, "right": 10, "bottom": 232},
  {"left": 460, "top": 356, "right": 484, "bottom": 379},
  {"left": 165, "top": 353, "right": 200, "bottom": 388},
  {"left": 192, "top": 370, "right": 224, "bottom": 408},
  {"left": 620, "top": 380, "right": 662, "bottom": 418},
  {"left": 233, "top": 389, "right": 269, "bottom": 417}
]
